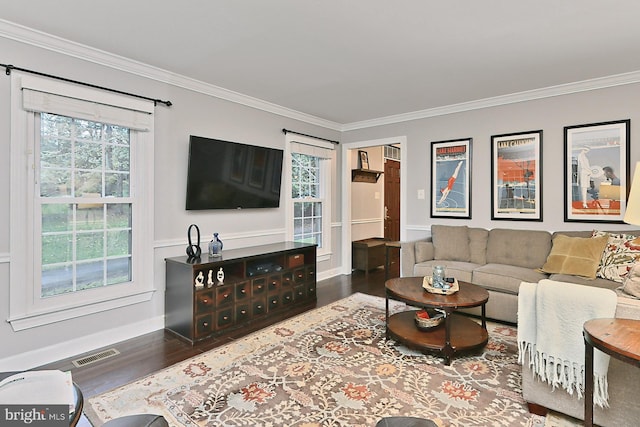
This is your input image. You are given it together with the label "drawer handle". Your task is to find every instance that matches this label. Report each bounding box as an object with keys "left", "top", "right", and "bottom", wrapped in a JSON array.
[
  {"left": 257, "top": 285, "right": 263, "bottom": 290},
  {"left": 285, "top": 296, "right": 291, "bottom": 301},
  {"left": 241, "top": 289, "right": 246, "bottom": 294},
  {"left": 272, "top": 299, "right": 277, "bottom": 304},
  {"left": 240, "top": 310, "right": 247, "bottom": 314},
  {"left": 202, "top": 298, "right": 208, "bottom": 304},
  {"left": 224, "top": 294, "right": 230, "bottom": 298},
  {"left": 203, "top": 322, "right": 209, "bottom": 327},
  {"left": 223, "top": 316, "right": 229, "bottom": 321},
  {"left": 257, "top": 305, "right": 263, "bottom": 309}
]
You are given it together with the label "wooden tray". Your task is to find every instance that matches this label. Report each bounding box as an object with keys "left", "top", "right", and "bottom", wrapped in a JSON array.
[{"left": 422, "top": 276, "right": 459, "bottom": 295}]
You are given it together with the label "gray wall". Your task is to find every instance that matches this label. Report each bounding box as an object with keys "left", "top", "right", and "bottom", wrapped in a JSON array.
[
  {"left": 0, "top": 36, "right": 341, "bottom": 368},
  {"left": 344, "top": 84, "right": 640, "bottom": 241},
  {"left": 3, "top": 28, "right": 640, "bottom": 368}
]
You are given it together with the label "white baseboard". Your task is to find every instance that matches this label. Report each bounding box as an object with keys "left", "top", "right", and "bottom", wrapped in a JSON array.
[
  {"left": 316, "top": 267, "right": 342, "bottom": 282},
  {"left": 0, "top": 315, "right": 165, "bottom": 371}
]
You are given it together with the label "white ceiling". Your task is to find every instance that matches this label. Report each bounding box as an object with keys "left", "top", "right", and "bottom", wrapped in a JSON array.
[{"left": 3, "top": 1, "right": 640, "bottom": 126}]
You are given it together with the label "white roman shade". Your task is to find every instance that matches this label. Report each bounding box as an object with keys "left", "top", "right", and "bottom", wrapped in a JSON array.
[
  {"left": 290, "top": 139, "right": 334, "bottom": 159},
  {"left": 21, "top": 75, "right": 153, "bottom": 131}
]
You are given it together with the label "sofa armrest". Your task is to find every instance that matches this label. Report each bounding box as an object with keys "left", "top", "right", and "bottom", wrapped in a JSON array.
[
  {"left": 400, "top": 239, "right": 433, "bottom": 277},
  {"left": 615, "top": 295, "right": 640, "bottom": 320}
]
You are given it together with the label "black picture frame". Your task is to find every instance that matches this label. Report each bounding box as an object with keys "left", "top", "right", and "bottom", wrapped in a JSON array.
[
  {"left": 358, "top": 150, "right": 369, "bottom": 169},
  {"left": 491, "top": 130, "right": 543, "bottom": 221},
  {"left": 430, "top": 138, "right": 472, "bottom": 219},
  {"left": 564, "top": 119, "right": 630, "bottom": 223}
]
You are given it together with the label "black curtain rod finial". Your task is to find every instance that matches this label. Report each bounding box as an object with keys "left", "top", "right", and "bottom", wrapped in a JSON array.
[{"left": 5, "top": 64, "right": 14, "bottom": 75}]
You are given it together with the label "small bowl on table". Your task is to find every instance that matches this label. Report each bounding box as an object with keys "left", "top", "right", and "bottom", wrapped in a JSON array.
[{"left": 414, "top": 308, "right": 445, "bottom": 331}]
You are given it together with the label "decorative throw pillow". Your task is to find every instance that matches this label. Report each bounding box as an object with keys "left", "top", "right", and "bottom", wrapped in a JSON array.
[
  {"left": 431, "top": 225, "right": 470, "bottom": 262},
  {"left": 620, "top": 262, "right": 640, "bottom": 298},
  {"left": 592, "top": 231, "right": 640, "bottom": 283},
  {"left": 415, "top": 241, "right": 434, "bottom": 263},
  {"left": 540, "top": 234, "right": 609, "bottom": 279}
]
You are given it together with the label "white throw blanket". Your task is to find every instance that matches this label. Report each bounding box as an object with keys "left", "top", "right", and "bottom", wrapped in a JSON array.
[{"left": 517, "top": 279, "right": 617, "bottom": 408}]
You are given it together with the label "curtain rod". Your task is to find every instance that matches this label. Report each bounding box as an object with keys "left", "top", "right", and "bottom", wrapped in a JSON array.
[
  {"left": 1, "top": 63, "right": 172, "bottom": 107},
  {"left": 282, "top": 128, "right": 339, "bottom": 144}
]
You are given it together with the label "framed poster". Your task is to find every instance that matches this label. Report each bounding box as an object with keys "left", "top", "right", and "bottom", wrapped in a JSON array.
[
  {"left": 564, "top": 119, "right": 630, "bottom": 223},
  {"left": 491, "top": 130, "right": 542, "bottom": 221},
  {"left": 430, "top": 138, "right": 472, "bottom": 219}
]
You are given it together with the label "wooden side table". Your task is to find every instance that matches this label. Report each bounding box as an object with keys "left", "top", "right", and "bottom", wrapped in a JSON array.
[{"left": 583, "top": 318, "right": 640, "bottom": 427}]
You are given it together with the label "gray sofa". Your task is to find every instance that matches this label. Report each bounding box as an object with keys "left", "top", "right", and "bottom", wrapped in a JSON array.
[{"left": 400, "top": 224, "right": 640, "bottom": 425}]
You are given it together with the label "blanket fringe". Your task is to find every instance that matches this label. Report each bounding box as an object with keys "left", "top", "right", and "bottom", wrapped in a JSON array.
[{"left": 519, "top": 343, "right": 610, "bottom": 409}]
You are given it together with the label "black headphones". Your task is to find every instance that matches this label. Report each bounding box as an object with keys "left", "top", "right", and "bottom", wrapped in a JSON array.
[{"left": 186, "top": 224, "right": 202, "bottom": 259}]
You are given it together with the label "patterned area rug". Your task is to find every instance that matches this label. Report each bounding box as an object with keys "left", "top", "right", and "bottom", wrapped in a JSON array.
[{"left": 86, "top": 293, "right": 575, "bottom": 426}]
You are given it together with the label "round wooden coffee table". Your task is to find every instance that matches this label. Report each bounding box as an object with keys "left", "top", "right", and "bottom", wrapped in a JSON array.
[{"left": 385, "top": 276, "right": 489, "bottom": 365}]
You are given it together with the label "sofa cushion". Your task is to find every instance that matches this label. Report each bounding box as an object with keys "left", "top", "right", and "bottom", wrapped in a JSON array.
[
  {"left": 486, "top": 229, "right": 551, "bottom": 269},
  {"left": 472, "top": 263, "right": 548, "bottom": 295},
  {"left": 413, "top": 260, "right": 476, "bottom": 283},
  {"left": 546, "top": 273, "right": 618, "bottom": 291},
  {"left": 592, "top": 231, "right": 640, "bottom": 283},
  {"left": 469, "top": 227, "right": 489, "bottom": 265},
  {"left": 540, "top": 234, "right": 608, "bottom": 279},
  {"left": 431, "top": 225, "right": 470, "bottom": 261},
  {"left": 415, "top": 241, "right": 434, "bottom": 263}
]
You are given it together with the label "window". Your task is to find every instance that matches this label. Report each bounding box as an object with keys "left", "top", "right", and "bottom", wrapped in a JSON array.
[
  {"left": 39, "top": 113, "right": 133, "bottom": 298},
  {"left": 9, "top": 73, "right": 155, "bottom": 330},
  {"left": 285, "top": 134, "right": 334, "bottom": 259},
  {"left": 292, "top": 153, "right": 323, "bottom": 247}
]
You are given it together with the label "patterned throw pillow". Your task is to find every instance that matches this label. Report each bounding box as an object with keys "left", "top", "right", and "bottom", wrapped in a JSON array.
[
  {"left": 593, "top": 231, "right": 640, "bottom": 283},
  {"left": 620, "top": 262, "right": 640, "bottom": 298}
]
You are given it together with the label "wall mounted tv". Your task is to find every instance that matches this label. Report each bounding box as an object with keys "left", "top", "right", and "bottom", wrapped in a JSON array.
[{"left": 186, "top": 135, "right": 284, "bottom": 210}]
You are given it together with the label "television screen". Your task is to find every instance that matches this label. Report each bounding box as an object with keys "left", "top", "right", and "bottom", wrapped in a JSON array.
[{"left": 186, "top": 135, "right": 284, "bottom": 210}]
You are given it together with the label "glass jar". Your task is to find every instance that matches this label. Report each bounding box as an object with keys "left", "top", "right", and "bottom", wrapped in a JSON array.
[{"left": 432, "top": 265, "right": 446, "bottom": 288}]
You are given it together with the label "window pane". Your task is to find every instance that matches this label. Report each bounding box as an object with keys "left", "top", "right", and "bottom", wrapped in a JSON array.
[
  {"left": 75, "top": 119, "right": 104, "bottom": 141},
  {"left": 42, "top": 204, "right": 73, "bottom": 233},
  {"left": 106, "top": 145, "right": 130, "bottom": 171},
  {"left": 75, "top": 141, "right": 103, "bottom": 170},
  {"left": 40, "top": 138, "right": 71, "bottom": 169},
  {"left": 75, "top": 171, "right": 103, "bottom": 195},
  {"left": 40, "top": 169, "right": 72, "bottom": 197},
  {"left": 41, "top": 264, "right": 73, "bottom": 297},
  {"left": 42, "top": 233, "right": 72, "bottom": 265},
  {"left": 107, "top": 230, "right": 131, "bottom": 257},
  {"left": 107, "top": 204, "right": 131, "bottom": 228},
  {"left": 76, "top": 232, "right": 104, "bottom": 260},
  {"left": 76, "top": 203, "right": 104, "bottom": 230},
  {"left": 105, "top": 172, "right": 130, "bottom": 197},
  {"left": 77, "top": 260, "right": 104, "bottom": 290},
  {"left": 107, "top": 257, "right": 131, "bottom": 285}
]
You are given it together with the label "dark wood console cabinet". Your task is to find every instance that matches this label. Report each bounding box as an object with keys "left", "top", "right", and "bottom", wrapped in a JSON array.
[{"left": 165, "top": 242, "right": 317, "bottom": 344}]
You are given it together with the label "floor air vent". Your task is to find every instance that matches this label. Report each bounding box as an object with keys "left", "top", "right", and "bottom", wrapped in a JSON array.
[{"left": 72, "top": 348, "right": 120, "bottom": 367}]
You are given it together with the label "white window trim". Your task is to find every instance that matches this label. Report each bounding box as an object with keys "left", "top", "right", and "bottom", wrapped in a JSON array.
[
  {"left": 284, "top": 134, "right": 334, "bottom": 260},
  {"left": 8, "top": 73, "right": 155, "bottom": 331}
]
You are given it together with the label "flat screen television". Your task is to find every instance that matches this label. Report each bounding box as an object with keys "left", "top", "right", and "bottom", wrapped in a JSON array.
[{"left": 186, "top": 135, "right": 284, "bottom": 210}]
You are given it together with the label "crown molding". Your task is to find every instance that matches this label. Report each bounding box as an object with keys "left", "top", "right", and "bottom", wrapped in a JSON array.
[
  {"left": 4, "top": 19, "right": 640, "bottom": 133},
  {"left": 342, "top": 70, "right": 640, "bottom": 131},
  {"left": 0, "top": 19, "right": 342, "bottom": 131}
]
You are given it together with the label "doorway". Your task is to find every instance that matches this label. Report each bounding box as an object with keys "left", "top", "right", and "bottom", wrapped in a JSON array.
[{"left": 340, "top": 136, "right": 407, "bottom": 276}]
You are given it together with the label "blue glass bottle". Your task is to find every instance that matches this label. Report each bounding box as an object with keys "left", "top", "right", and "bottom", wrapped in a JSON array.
[{"left": 208, "top": 232, "right": 223, "bottom": 257}]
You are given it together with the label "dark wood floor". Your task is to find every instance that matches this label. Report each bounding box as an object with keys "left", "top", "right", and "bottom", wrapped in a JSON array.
[{"left": 40, "top": 258, "right": 397, "bottom": 426}]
